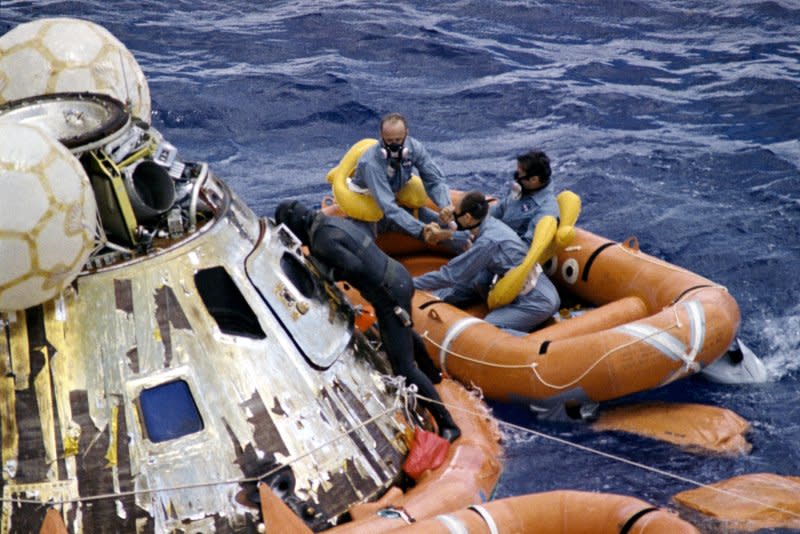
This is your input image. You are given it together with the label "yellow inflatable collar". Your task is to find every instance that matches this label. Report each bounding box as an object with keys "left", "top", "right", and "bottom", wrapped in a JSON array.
[
  {"left": 487, "top": 190, "right": 581, "bottom": 310},
  {"left": 326, "top": 138, "right": 430, "bottom": 222}
]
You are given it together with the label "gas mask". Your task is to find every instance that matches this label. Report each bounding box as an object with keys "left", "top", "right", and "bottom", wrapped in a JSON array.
[{"left": 381, "top": 138, "right": 408, "bottom": 161}]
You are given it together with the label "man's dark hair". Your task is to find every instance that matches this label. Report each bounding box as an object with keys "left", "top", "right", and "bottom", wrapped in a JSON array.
[
  {"left": 458, "top": 191, "right": 489, "bottom": 221},
  {"left": 380, "top": 112, "right": 408, "bottom": 130},
  {"left": 517, "top": 150, "right": 552, "bottom": 184}
]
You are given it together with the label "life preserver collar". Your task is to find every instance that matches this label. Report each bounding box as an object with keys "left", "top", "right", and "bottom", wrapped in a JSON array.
[{"left": 326, "top": 138, "right": 429, "bottom": 222}]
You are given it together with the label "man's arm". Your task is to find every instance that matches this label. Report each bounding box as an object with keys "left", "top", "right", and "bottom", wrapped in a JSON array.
[
  {"left": 358, "top": 159, "right": 427, "bottom": 238},
  {"left": 413, "top": 237, "right": 493, "bottom": 290}
]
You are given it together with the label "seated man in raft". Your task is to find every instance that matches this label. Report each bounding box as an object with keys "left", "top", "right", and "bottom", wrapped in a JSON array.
[
  {"left": 491, "top": 149, "right": 560, "bottom": 244},
  {"left": 349, "top": 112, "right": 467, "bottom": 249},
  {"left": 413, "top": 191, "right": 560, "bottom": 335}
]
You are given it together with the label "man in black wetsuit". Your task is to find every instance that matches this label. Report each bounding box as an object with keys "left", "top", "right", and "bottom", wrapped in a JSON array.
[{"left": 274, "top": 200, "right": 461, "bottom": 442}]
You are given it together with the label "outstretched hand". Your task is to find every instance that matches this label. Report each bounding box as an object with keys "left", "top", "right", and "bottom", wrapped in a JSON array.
[{"left": 422, "top": 222, "right": 453, "bottom": 245}]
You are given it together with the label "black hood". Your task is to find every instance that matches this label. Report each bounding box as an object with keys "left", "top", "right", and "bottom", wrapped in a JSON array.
[{"left": 274, "top": 200, "right": 313, "bottom": 244}]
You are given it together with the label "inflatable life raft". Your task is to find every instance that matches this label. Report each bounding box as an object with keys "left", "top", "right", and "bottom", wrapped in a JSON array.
[
  {"left": 402, "top": 225, "right": 740, "bottom": 410},
  {"left": 323, "top": 190, "right": 739, "bottom": 413},
  {"left": 262, "top": 489, "right": 700, "bottom": 534}
]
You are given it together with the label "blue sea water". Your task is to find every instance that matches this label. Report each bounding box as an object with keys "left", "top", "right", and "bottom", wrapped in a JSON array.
[{"left": 3, "top": 1, "right": 799, "bottom": 531}]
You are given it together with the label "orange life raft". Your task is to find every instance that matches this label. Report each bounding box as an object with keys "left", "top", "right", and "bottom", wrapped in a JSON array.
[
  {"left": 321, "top": 180, "right": 740, "bottom": 409},
  {"left": 260, "top": 483, "right": 700, "bottom": 533},
  {"left": 398, "top": 226, "right": 740, "bottom": 408}
]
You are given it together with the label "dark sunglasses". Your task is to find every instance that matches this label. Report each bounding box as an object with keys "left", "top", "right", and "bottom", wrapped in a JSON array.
[{"left": 515, "top": 171, "right": 539, "bottom": 181}]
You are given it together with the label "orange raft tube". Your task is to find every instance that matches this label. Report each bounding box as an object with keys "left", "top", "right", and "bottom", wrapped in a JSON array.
[
  {"left": 260, "top": 380, "right": 699, "bottom": 533},
  {"left": 387, "top": 491, "right": 700, "bottom": 533},
  {"left": 263, "top": 488, "right": 700, "bottom": 534},
  {"left": 385, "top": 226, "right": 740, "bottom": 408}
]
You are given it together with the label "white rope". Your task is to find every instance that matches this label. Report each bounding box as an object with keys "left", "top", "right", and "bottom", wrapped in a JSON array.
[
  {"left": 382, "top": 373, "right": 419, "bottom": 426},
  {"left": 421, "top": 315, "right": 684, "bottom": 391},
  {"left": 531, "top": 310, "right": 683, "bottom": 390}
]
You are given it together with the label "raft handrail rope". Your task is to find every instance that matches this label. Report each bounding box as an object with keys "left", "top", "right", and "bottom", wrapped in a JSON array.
[
  {"left": 672, "top": 283, "right": 729, "bottom": 303},
  {"left": 422, "top": 312, "right": 684, "bottom": 390},
  {"left": 417, "top": 393, "right": 800, "bottom": 522},
  {"left": 529, "top": 318, "right": 682, "bottom": 390},
  {"left": 0, "top": 396, "right": 403, "bottom": 506}
]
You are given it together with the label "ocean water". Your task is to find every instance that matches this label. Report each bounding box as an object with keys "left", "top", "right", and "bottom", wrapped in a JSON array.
[{"left": 2, "top": 1, "right": 799, "bottom": 531}]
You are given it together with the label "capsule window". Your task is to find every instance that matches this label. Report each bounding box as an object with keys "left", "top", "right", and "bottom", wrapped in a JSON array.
[
  {"left": 139, "top": 379, "right": 203, "bottom": 442},
  {"left": 195, "top": 266, "right": 266, "bottom": 338}
]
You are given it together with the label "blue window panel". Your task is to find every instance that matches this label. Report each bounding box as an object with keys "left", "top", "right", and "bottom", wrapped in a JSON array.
[{"left": 140, "top": 380, "right": 203, "bottom": 442}]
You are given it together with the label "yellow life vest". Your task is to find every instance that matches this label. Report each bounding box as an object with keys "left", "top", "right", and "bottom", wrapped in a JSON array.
[
  {"left": 325, "top": 138, "right": 429, "bottom": 222},
  {"left": 487, "top": 190, "right": 581, "bottom": 309}
]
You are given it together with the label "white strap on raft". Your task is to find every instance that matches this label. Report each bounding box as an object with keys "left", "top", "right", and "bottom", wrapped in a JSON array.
[
  {"left": 468, "top": 505, "right": 500, "bottom": 534},
  {"left": 614, "top": 300, "right": 706, "bottom": 374},
  {"left": 683, "top": 300, "right": 706, "bottom": 370},
  {"left": 435, "top": 514, "right": 469, "bottom": 534},
  {"left": 440, "top": 317, "right": 483, "bottom": 374}
]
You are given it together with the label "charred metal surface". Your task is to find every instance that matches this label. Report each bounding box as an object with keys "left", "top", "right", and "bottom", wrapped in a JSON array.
[
  {"left": 270, "top": 396, "right": 287, "bottom": 417},
  {"left": 127, "top": 347, "right": 140, "bottom": 374},
  {"left": 153, "top": 285, "right": 192, "bottom": 368},
  {"left": 334, "top": 379, "right": 404, "bottom": 474},
  {"left": 319, "top": 387, "right": 383, "bottom": 490},
  {"left": 16, "top": 309, "right": 47, "bottom": 483},
  {"left": 0, "top": 174, "right": 412, "bottom": 533},
  {"left": 315, "top": 458, "right": 373, "bottom": 524},
  {"left": 222, "top": 419, "right": 250, "bottom": 476},
  {"left": 243, "top": 393, "right": 289, "bottom": 458},
  {"left": 238, "top": 392, "right": 289, "bottom": 473},
  {"left": 114, "top": 279, "right": 134, "bottom": 314},
  {"left": 70, "top": 390, "right": 116, "bottom": 529},
  {"left": 155, "top": 286, "right": 192, "bottom": 331},
  {"left": 12, "top": 386, "right": 46, "bottom": 482},
  {"left": 24, "top": 306, "right": 47, "bottom": 353},
  {"left": 8, "top": 496, "right": 47, "bottom": 534}
]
